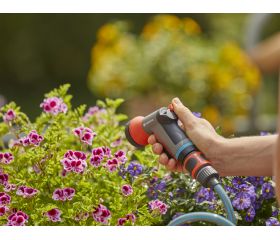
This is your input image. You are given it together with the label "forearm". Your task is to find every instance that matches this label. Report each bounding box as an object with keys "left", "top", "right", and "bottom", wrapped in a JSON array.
[{"left": 211, "top": 135, "right": 277, "bottom": 176}]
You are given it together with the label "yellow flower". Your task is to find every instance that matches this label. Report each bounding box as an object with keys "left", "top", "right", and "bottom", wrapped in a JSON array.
[
  {"left": 243, "top": 67, "right": 261, "bottom": 92},
  {"left": 182, "top": 17, "right": 201, "bottom": 35},
  {"left": 156, "top": 14, "right": 181, "bottom": 30},
  {"left": 142, "top": 14, "right": 182, "bottom": 39},
  {"left": 97, "top": 24, "right": 120, "bottom": 44},
  {"left": 202, "top": 105, "right": 220, "bottom": 126}
]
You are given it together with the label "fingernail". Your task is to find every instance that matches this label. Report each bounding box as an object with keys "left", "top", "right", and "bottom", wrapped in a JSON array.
[{"left": 173, "top": 98, "right": 181, "bottom": 105}]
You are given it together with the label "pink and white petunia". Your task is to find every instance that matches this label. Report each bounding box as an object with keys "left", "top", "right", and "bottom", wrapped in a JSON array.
[
  {"left": 16, "top": 186, "right": 38, "bottom": 198},
  {"left": 40, "top": 97, "right": 67, "bottom": 115},
  {"left": 61, "top": 150, "right": 87, "bottom": 174},
  {"left": 3, "top": 109, "right": 16, "bottom": 122},
  {"left": 0, "top": 192, "right": 11, "bottom": 205},
  {"left": 0, "top": 205, "right": 9, "bottom": 216},
  {"left": 114, "top": 150, "right": 127, "bottom": 164},
  {"left": 73, "top": 126, "right": 96, "bottom": 145},
  {"left": 106, "top": 158, "right": 119, "bottom": 172},
  {"left": 53, "top": 187, "right": 75, "bottom": 201},
  {"left": 12, "top": 130, "right": 43, "bottom": 148},
  {"left": 121, "top": 184, "right": 133, "bottom": 197},
  {"left": 28, "top": 130, "right": 44, "bottom": 146},
  {"left": 7, "top": 211, "right": 28, "bottom": 226},
  {"left": 4, "top": 183, "right": 17, "bottom": 192},
  {"left": 148, "top": 199, "right": 168, "bottom": 215},
  {"left": 92, "top": 147, "right": 104, "bottom": 158},
  {"left": 45, "top": 208, "right": 62, "bottom": 222},
  {"left": 0, "top": 152, "right": 14, "bottom": 164},
  {"left": 90, "top": 155, "right": 102, "bottom": 168},
  {"left": 0, "top": 172, "right": 9, "bottom": 186},
  {"left": 92, "top": 204, "right": 111, "bottom": 225}
]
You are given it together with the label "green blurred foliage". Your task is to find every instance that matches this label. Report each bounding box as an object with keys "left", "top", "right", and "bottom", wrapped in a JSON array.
[
  {"left": 0, "top": 14, "right": 279, "bottom": 132},
  {"left": 88, "top": 14, "right": 261, "bottom": 133},
  {"left": 0, "top": 14, "right": 210, "bottom": 119}
]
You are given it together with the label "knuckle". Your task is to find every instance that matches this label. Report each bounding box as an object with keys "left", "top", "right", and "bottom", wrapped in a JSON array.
[{"left": 184, "top": 119, "right": 197, "bottom": 130}]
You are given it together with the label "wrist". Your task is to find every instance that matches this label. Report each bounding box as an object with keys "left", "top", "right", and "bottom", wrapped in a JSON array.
[{"left": 207, "top": 136, "right": 230, "bottom": 176}]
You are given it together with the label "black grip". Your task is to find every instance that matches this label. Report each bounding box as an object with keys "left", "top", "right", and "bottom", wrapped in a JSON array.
[{"left": 185, "top": 157, "right": 198, "bottom": 173}]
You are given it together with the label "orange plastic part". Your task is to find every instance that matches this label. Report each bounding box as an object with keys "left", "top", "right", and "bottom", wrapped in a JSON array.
[
  {"left": 128, "top": 116, "right": 150, "bottom": 146},
  {"left": 168, "top": 103, "right": 174, "bottom": 111},
  {"left": 183, "top": 151, "right": 210, "bottom": 178}
]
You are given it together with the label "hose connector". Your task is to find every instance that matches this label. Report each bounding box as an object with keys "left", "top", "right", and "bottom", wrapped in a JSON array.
[{"left": 196, "top": 166, "right": 219, "bottom": 188}]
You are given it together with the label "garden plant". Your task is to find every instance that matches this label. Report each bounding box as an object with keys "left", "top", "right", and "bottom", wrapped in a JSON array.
[
  {"left": 0, "top": 84, "right": 279, "bottom": 226},
  {"left": 88, "top": 14, "right": 261, "bottom": 133}
]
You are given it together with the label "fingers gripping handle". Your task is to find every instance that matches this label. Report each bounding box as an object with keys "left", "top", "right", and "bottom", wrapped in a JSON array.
[{"left": 125, "top": 107, "right": 219, "bottom": 187}]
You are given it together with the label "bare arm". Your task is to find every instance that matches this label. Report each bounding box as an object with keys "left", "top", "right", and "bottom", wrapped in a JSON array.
[
  {"left": 250, "top": 32, "right": 280, "bottom": 73},
  {"left": 148, "top": 98, "right": 276, "bottom": 177},
  {"left": 214, "top": 135, "right": 276, "bottom": 176}
]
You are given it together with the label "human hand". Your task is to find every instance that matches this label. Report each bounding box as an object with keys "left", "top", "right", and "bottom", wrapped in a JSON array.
[{"left": 148, "top": 97, "right": 225, "bottom": 173}]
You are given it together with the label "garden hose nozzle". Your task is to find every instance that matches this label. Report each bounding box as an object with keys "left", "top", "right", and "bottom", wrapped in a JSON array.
[{"left": 125, "top": 107, "right": 219, "bottom": 188}]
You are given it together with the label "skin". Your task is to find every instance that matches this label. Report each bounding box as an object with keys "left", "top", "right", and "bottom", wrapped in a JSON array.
[{"left": 148, "top": 97, "right": 280, "bottom": 203}]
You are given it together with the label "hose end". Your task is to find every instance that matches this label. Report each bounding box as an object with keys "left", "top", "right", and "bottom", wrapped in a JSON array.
[{"left": 196, "top": 166, "right": 219, "bottom": 188}]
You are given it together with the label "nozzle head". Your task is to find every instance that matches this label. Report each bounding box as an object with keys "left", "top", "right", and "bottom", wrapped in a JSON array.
[{"left": 125, "top": 116, "right": 150, "bottom": 148}]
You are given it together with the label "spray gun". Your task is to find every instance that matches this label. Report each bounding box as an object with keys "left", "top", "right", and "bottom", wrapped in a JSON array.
[
  {"left": 125, "top": 106, "right": 219, "bottom": 188},
  {"left": 125, "top": 106, "right": 237, "bottom": 226}
]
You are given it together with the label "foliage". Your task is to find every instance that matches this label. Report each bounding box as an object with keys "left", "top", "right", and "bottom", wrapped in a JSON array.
[
  {"left": 88, "top": 14, "right": 261, "bottom": 133},
  {"left": 0, "top": 84, "right": 162, "bottom": 226},
  {"left": 1, "top": 85, "right": 279, "bottom": 226}
]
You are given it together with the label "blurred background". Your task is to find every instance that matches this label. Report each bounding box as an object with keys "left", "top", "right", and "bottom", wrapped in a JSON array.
[{"left": 0, "top": 14, "right": 279, "bottom": 136}]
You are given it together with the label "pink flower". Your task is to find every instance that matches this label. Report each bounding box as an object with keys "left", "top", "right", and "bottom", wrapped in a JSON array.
[
  {"left": 64, "top": 150, "right": 87, "bottom": 161},
  {"left": 102, "top": 146, "right": 111, "bottom": 157},
  {"left": 0, "top": 172, "right": 9, "bottom": 186},
  {"left": 53, "top": 187, "right": 75, "bottom": 201},
  {"left": 7, "top": 210, "right": 28, "bottom": 226},
  {"left": 13, "top": 130, "right": 43, "bottom": 148},
  {"left": 126, "top": 213, "right": 136, "bottom": 223},
  {"left": 45, "top": 208, "right": 62, "bottom": 222},
  {"left": 92, "top": 147, "right": 104, "bottom": 157},
  {"left": 13, "top": 136, "right": 30, "bottom": 147},
  {"left": 121, "top": 184, "right": 133, "bottom": 196},
  {"left": 4, "top": 183, "right": 17, "bottom": 192},
  {"left": 148, "top": 200, "right": 168, "bottom": 215},
  {"left": 90, "top": 147, "right": 110, "bottom": 168},
  {"left": 0, "top": 205, "right": 9, "bottom": 216},
  {"left": 63, "top": 187, "right": 75, "bottom": 200},
  {"left": 16, "top": 186, "right": 38, "bottom": 198},
  {"left": 40, "top": 97, "right": 68, "bottom": 115},
  {"left": 90, "top": 155, "right": 102, "bottom": 168},
  {"left": 0, "top": 152, "right": 14, "bottom": 164},
  {"left": 52, "top": 188, "right": 64, "bottom": 201},
  {"left": 92, "top": 204, "right": 111, "bottom": 225},
  {"left": 73, "top": 126, "right": 96, "bottom": 145},
  {"left": 117, "top": 217, "right": 127, "bottom": 226},
  {"left": 114, "top": 150, "right": 127, "bottom": 164},
  {"left": 0, "top": 192, "right": 11, "bottom": 205},
  {"left": 3, "top": 109, "right": 16, "bottom": 122},
  {"left": 117, "top": 213, "right": 136, "bottom": 226},
  {"left": 61, "top": 150, "right": 87, "bottom": 174},
  {"left": 106, "top": 158, "right": 119, "bottom": 172},
  {"left": 28, "top": 130, "right": 44, "bottom": 146},
  {"left": 82, "top": 106, "right": 105, "bottom": 121}
]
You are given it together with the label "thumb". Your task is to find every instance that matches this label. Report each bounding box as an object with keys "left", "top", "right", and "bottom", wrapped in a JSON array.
[{"left": 171, "top": 98, "right": 196, "bottom": 130}]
